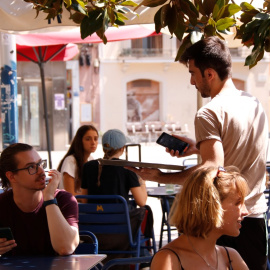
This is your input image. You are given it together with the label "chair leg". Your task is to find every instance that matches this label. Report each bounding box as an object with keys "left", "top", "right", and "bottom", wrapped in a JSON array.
[
  {"left": 167, "top": 222, "right": 171, "bottom": 243},
  {"left": 159, "top": 213, "right": 166, "bottom": 249}
]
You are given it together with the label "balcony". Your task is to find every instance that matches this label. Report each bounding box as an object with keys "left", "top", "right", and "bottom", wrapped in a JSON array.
[{"left": 119, "top": 48, "right": 174, "bottom": 58}]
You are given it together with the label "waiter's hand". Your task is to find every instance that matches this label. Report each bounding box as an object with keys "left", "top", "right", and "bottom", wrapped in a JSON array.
[
  {"left": 125, "top": 167, "right": 162, "bottom": 182},
  {"left": 166, "top": 135, "right": 199, "bottom": 157}
]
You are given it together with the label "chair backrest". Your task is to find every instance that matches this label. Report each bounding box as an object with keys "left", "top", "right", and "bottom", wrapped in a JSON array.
[
  {"left": 101, "top": 256, "right": 153, "bottom": 270},
  {"left": 75, "top": 230, "right": 98, "bottom": 255},
  {"left": 75, "top": 195, "right": 140, "bottom": 255}
]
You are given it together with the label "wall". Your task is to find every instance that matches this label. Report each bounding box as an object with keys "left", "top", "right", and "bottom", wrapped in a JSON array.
[
  {"left": 98, "top": 59, "right": 197, "bottom": 138},
  {"left": 97, "top": 38, "right": 270, "bottom": 140}
]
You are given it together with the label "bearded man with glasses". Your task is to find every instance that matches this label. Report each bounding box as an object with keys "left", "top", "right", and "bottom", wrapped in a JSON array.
[{"left": 0, "top": 143, "right": 79, "bottom": 256}]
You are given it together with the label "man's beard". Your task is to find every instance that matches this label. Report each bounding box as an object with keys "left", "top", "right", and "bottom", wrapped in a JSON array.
[{"left": 199, "top": 80, "right": 211, "bottom": 98}]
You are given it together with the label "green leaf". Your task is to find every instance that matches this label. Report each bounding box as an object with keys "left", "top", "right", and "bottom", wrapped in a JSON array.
[
  {"left": 116, "top": 12, "right": 129, "bottom": 21},
  {"left": 245, "top": 41, "right": 262, "bottom": 66},
  {"left": 134, "top": 0, "right": 168, "bottom": 11},
  {"left": 213, "top": 0, "right": 226, "bottom": 20},
  {"left": 160, "top": 4, "right": 171, "bottom": 28},
  {"left": 215, "top": 4, "right": 241, "bottom": 21},
  {"left": 115, "top": 15, "right": 126, "bottom": 25},
  {"left": 245, "top": 47, "right": 264, "bottom": 68},
  {"left": 265, "top": 36, "right": 270, "bottom": 52},
  {"left": 167, "top": 5, "right": 178, "bottom": 35},
  {"left": 242, "top": 19, "right": 261, "bottom": 43},
  {"left": 179, "top": 0, "right": 198, "bottom": 26},
  {"left": 118, "top": 6, "right": 132, "bottom": 13},
  {"left": 107, "top": 6, "right": 115, "bottom": 25},
  {"left": 96, "top": 28, "right": 108, "bottom": 44},
  {"left": 194, "top": 0, "right": 206, "bottom": 16},
  {"left": 254, "top": 13, "right": 270, "bottom": 20},
  {"left": 70, "top": 12, "right": 86, "bottom": 24},
  {"left": 173, "top": 21, "right": 186, "bottom": 41},
  {"left": 175, "top": 34, "right": 192, "bottom": 62},
  {"left": 204, "top": 18, "right": 216, "bottom": 37},
  {"left": 154, "top": 7, "right": 162, "bottom": 33},
  {"left": 103, "top": 7, "right": 109, "bottom": 30},
  {"left": 240, "top": 12, "right": 255, "bottom": 24},
  {"left": 64, "top": 0, "right": 72, "bottom": 8},
  {"left": 121, "top": 1, "right": 138, "bottom": 7},
  {"left": 240, "top": 2, "right": 257, "bottom": 12},
  {"left": 257, "top": 19, "right": 270, "bottom": 40},
  {"left": 202, "top": 0, "right": 217, "bottom": 17},
  {"left": 216, "top": 18, "right": 236, "bottom": 31},
  {"left": 240, "top": 2, "right": 259, "bottom": 24},
  {"left": 71, "top": 1, "right": 87, "bottom": 15},
  {"left": 80, "top": 10, "right": 104, "bottom": 39}
]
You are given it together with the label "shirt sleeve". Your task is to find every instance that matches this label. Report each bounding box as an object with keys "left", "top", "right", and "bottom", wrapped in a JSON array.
[
  {"left": 126, "top": 170, "right": 140, "bottom": 189},
  {"left": 56, "top": 190, "right": 78, "bottom": 228},
  {"left": 195, "top": 108, "right": 222, "bottom": 149},
  {"left": 61, "top": 155, "right": 76, "bottom": 178}
]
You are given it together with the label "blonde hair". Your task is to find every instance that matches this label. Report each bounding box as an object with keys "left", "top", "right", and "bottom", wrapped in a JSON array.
[
  {"left": 97, "top": 146, "right": 124, "bottom": 187},
  {"left": 102, "top": 145, "right": 122, "bottom": 160},
  {"left": 169, "top": 166, "right": 249, "bottom": 238}
]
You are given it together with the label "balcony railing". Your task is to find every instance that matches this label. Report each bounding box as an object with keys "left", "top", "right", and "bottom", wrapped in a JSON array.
[
  {"left": 119, "top": 48, "right": 173, "bottom": 58},
  {"left": 229, "top": 47, "right": 252, "bottom": 58}
]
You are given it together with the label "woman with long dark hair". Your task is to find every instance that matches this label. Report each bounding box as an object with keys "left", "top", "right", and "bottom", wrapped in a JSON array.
[{"left": 57, "top": 125, "right": 99, "bottom": 197}]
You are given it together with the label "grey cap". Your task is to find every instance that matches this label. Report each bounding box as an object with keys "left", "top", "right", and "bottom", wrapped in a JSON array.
[{"left": 102, "top": 129, "right": 127, "bottom": 150}]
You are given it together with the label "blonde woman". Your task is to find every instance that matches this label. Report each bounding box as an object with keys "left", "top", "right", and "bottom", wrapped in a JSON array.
[{"left": 151, "top": 166, "right": 249, "bottom": 270}]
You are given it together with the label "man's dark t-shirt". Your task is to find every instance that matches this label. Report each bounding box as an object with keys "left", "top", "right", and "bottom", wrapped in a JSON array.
[{"left": 0, "top": 189, "right": 78, "bottom": 256}]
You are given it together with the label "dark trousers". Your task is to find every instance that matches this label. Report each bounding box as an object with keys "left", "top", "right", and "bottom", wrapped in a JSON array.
[{"left": 217, "top": 216, "right": 268, "bottom": 270}]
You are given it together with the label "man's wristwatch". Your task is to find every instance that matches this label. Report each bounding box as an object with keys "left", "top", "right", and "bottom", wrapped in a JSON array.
[{"left": 43, "top": 198, "right": 58, "bottom": 207}]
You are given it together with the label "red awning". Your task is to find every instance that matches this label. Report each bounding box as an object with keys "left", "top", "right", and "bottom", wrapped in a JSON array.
[
  {"left": 17, "top": 43, "right": 79, "bottom": 62},
  {"left": 15, "top": 25, "right": 158, "bottom": 47}
]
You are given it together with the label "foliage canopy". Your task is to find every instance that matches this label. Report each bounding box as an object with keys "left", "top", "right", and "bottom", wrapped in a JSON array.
[{"left": 24, "top": 0, "right": 270, "bottom": 68}]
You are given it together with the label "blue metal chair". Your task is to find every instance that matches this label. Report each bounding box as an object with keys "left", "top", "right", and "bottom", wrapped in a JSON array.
[
  {"left": 159, "top": 195, "right": 178, "bottom": 248},
  {"left": 75, "top": 230, "right": 102, "bottom": 270},
  {"left": 75, "top": 230, "right": 99, "bottom": 254},
  {"left": 101, "top": 256, "right": 152, "bottom": 270},
  {"left": 76, "top": 195, "right": 153, "bottom": 270},
  {"left": 128, "top": 197, "right": 157, "bottom": 256}
]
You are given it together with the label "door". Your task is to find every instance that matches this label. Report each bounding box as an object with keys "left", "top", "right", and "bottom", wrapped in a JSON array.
[{"left": 17, "top": 79, "right": 53, "bottom": 150}]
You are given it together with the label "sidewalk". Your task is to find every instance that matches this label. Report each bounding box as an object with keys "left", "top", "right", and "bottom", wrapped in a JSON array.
[{"left": 38, "top": 143, "right": 195, "bottom": 249}]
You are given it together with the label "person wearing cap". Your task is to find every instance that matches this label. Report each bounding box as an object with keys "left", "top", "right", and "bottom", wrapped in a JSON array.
[
  {"left": 81, "top": 129, "right": 147, "bottom": 207},
  {"left": 81, "top": 129, "right": 149, "bottom": 269}
]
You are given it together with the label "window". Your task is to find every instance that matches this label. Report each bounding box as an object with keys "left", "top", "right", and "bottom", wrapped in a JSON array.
[{"left": 127, "top": 79, "right": 160, "bottom": 122}]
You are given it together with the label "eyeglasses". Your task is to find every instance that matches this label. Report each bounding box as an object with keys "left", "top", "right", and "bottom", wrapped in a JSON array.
[
  {"left": 11, "top": 160, "right": 47, "bottom": 175},
  {"left": 214, "top": 166, "right": 226, "bottom": 184},
  {"left": 216, "top": 166, "right": 226, "bottom": 177}
]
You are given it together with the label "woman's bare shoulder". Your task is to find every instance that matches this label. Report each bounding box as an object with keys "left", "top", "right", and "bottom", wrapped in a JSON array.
[
  {"left": 218, "top": 245, "right": 248, "bottom": 270},
  {"left": 151, "top": 248, "right": 181, "bottom": 270}
]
